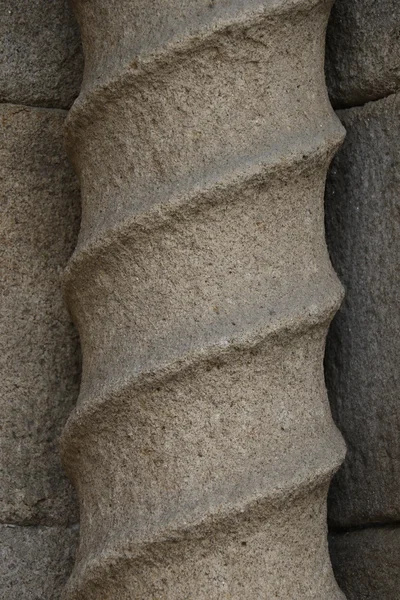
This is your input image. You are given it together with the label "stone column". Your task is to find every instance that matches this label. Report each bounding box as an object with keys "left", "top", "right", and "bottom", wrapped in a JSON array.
[
  {"left": 0, "top": 1, "right": 83, "bottom": 598},
  {"left": 61, "top": 0, "right": 346, "bottom": 598}
]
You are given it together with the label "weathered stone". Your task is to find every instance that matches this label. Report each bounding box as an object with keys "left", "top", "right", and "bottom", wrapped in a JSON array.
[
  {"left": 325, "top": 0, "right": 400, "bottom": 107},
  {"left": 0, "top": 0, "right": 83, "bottom": 108},
  {"left": 62, "top": 0, "right": 346, "bottom": 598},
  {"left": 0, "top": 104, "right": 81, "bottom": 526},
  {"left": 325, "top": 93, "right": 400, "bottom": 527},
  {"left": 329, "top": 527, "right": 400, "bottom": 599},
  {"left": 0, "top": 524, "right": 79, "bottom": 600}
]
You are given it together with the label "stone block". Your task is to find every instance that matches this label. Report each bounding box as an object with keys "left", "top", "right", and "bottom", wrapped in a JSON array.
[
  {"left": 325, "top": 93, "right": 400, "bottom": 526},
  {"left": 0, "top": 104, "right": 81, "bottom": 525},
  {"left": 329, "top": 527, "right": 400, "bottom": 599},
  {"left": 326, "top": 0, "right": 400, "bottom": 107},
  {"left": 0, "top": 524, "right": 78, "bottom": 600},
  {"left": 0, "top": 0, "right": 83, "bottom": 108}
]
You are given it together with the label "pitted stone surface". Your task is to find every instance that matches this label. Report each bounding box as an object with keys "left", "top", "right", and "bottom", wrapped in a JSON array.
[
  {"left": 62, "top": 0, "right": 346, "bottom": 598},
  {"left": 0, "top": 524, "right": 79, "bottom": 600},
  {"left": 0, "top": 0, "right": 83, "bottom": 108},
  {"left": 329, "top": 528, "right": 400, "bottom": 599},
  {"left": 325, "top": 93, "right": 400, "bottom": 527},
  {"left": 0, "top": 104, "right": 81, "bottom": 526},
  {"left": 326, "top": 0, "right": 400, "bottom": 107}
]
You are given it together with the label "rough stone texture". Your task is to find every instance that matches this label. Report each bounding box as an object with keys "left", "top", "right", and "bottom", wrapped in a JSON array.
[
  {"left": 62, "top": 0, "right": 346, "bottom": 598},
  {"left": 0, "top": 524, "right": 79, "bottom": 600},
  {"left": 0, "top": 0, "right": 83, "bottom": 108},
  {"left": 325, "top": 0, "right": 400, "bottom": 107},
  {"left": 0, "top": 104, "right": 81, "bottom": 526},
  {"left": 325, "top": 93, "right": 400, "bottom": 528},
  {"left": 329, "top": 527, "right": 400, "bottom": 599}
]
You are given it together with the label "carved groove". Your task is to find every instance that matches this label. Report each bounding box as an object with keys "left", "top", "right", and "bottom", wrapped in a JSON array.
[{"left": 62, "top": 0, "right": 347, "bottom": 598}]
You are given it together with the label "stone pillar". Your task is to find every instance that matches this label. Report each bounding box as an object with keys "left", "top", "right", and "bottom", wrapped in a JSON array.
[
  {"left": 61, "top": 0, "right": 346, "bottom": 598},
  {"left": 325, "top": 1, "right": 400, "bottom": 598},
  {"left": 0, "top": 1, "right": 83, "bottom": 598}
]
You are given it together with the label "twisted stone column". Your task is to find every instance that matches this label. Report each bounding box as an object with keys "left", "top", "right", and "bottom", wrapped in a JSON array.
[{"left": 61, "top": 0, "right": 346, "bottom": 597}]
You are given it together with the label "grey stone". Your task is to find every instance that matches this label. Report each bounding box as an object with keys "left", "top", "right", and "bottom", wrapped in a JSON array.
[
  {"left": 0, "top": 0, "right": 83, "bottom": 108},
  {"left": 0, "top": 524, "right": 79, "bottom": 600},
  {"left": 329, "top": 527, "right": 400, "bottom": 599},
  {"left": 325, "top": 93, "right": 400, "bottom": 527},
  {"left": 0, "top": 104, "right": 81, "bottom": 526},
  {"left": 325, "top": 0, "right": 400, "bottom": 107},
  {"left": 62, "top": 0, "right": 346, "bottom": 598}
]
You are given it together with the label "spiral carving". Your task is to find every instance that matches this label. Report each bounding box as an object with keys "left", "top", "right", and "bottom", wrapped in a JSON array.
[{"left": 61, "top": 0, "right": 347, "bottom": 598}]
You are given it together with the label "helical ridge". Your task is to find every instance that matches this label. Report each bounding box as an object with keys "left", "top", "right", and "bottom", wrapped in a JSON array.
[{"left": 61, "top": 0, "right": 347, "bottom": 598}]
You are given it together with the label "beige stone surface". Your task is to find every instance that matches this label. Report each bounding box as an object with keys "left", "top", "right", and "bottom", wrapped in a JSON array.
[
  {"left": 325, "top": 0, "right": 400, "bottom": 107},
  {"left": 0, "top": 524, "right": 79, "bottom": 600},
  {"left": 329, "top": 527, "right": 400, "bottom": 599},
  {"left": 0, "top": 0, "right": 83, "bottom": 108},
  {"left": 0, "top": 104, "right": 81, "bottom": 526},
  {"left": 325, "top": 94, "right": 400, "bottom": 528},
  {"left": 62, "top": 0, "right": 346, "bottom": 597}
]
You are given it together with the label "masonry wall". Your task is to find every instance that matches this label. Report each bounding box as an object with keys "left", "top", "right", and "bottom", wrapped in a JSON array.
[
  {"left": 325, "top": 0, "right": 400, "bottom": 597},
  {"left": 0, "top": 2, "right": 83, "bottom": 598}
]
